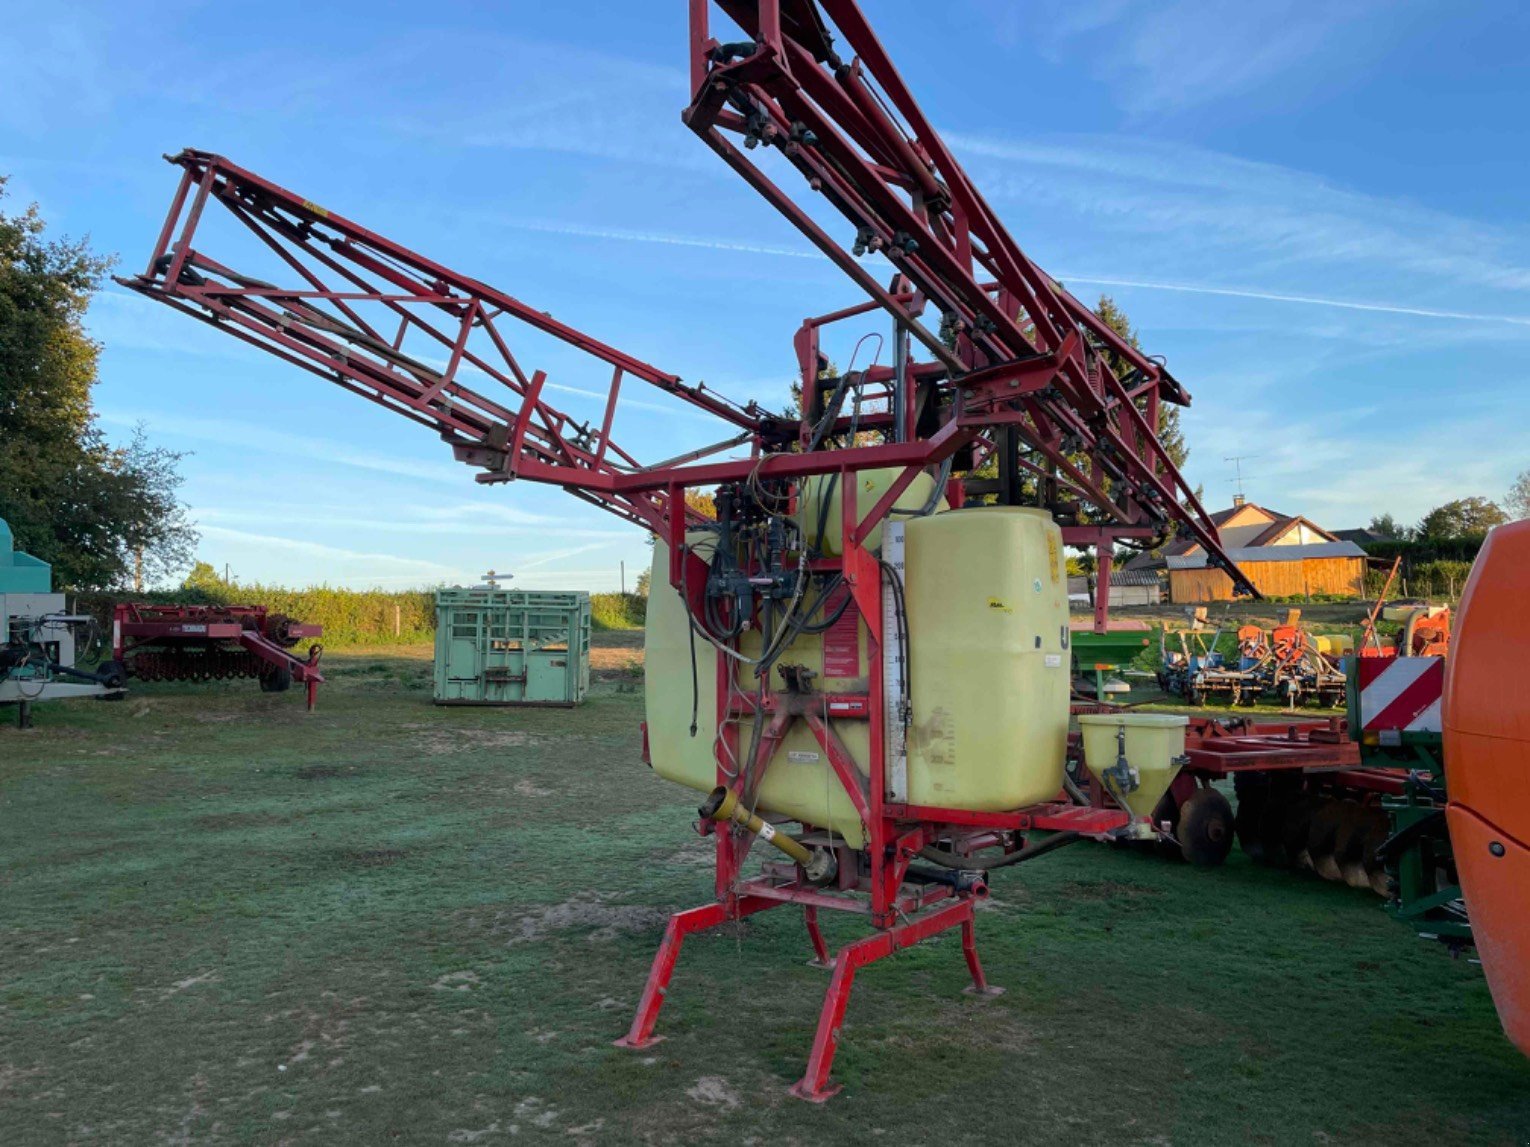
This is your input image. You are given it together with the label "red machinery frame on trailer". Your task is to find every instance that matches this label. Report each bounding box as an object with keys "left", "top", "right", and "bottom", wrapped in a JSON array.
[
  {"left": 1073, "top": 712, "right": 1412, "bottom": 879},
  {"left": 117, "top": 0, "right": 1261, "bottom": 1100},
  {"left": 111, "top": 604, "right": 325, "bottom": 710}
]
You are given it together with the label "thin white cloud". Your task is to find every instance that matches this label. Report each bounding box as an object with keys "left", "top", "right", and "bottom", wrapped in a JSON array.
[
  {"left": 488, "top": 214, "right": 1530, "bottom": 330},
  {"left": 1053, "top": 274, "right": 1530, "bottom": 328},
  {"left": 1019, "top": 0, "right": 1412, "bottom": 117},
  {"left": 508, "top": 219, "right": 820, "bottom": 262},
  {"left": 191, "top": 504, "right": 616, "bottom": 538},
  {"left": 951, "top": 132, "right": 1530, "bottom": 297},
  {"left": 515, "top": 541, "right": 622, "bottom": 571},
  {"left": 197, "top": 525, "right": 461, "bottom": 576},
  {"left": 1184, "top": 400, "right": 1525, "bottom": 526},
  {"left": 98, "top": 410, "right": 469, "bottom": 485}
]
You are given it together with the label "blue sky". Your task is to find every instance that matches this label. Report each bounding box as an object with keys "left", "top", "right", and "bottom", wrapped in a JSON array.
[{"left": 4, "top": 0, "right": 1527, "bottom": 590}]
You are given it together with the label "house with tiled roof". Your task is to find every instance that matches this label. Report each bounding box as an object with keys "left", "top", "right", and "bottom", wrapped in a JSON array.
[{"left": 1125, "top": 496, "right": 1368, "bottom": 602}]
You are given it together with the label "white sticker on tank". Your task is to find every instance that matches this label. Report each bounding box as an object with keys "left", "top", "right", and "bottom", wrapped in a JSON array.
[
  {"left": 1044, "top": 654, "right": 1062, "bottom": 668},
  {"left": 787, "top": 750, "right": 821, "bottom": 763}
]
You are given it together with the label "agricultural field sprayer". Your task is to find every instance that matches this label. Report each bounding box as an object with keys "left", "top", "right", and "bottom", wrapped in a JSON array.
[{"left": 116, "top": 0, "right": 1528, "bottom": 1095}]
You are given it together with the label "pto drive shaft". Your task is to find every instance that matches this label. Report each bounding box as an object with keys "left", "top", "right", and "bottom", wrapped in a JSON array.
[{"left": 699, "top": 786, "right": 837, "bottom": 885}]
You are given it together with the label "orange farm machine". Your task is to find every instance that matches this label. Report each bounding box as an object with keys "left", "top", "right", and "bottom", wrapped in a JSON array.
[
  {"left": 1158, "top": 610, "right": 1350, "bottom": 708},
  {"left": 112, "top": 0, "right": 1529, "bottom": 1091}
]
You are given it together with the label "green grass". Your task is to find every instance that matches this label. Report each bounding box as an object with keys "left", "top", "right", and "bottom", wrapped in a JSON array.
[{"left": 2, "top": 645, "right": 1527, "bottom": 1144}]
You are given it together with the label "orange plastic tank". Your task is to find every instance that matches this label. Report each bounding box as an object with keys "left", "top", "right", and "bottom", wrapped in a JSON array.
[{"left": 1443, "top": 519, "right": 1530, "bottom": 1058}]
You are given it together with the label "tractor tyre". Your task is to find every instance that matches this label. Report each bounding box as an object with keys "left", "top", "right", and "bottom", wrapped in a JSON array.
[
  {"left": 260, "top": 666, "right": 293, "bottom": 694},
  {"left": 1255, "top": 796, "right": 1293, "bottom": 868},
  {"left": 1178, "top": 788, "right": 1235, "bottom": 867},
  {"left": 1279, "top": 794, "right": 1322, "bottom": 872},
  {"left": 96, "top": 660, "right": 128, "bottom": 700},
  {"left": 1233, "top": 774, "right": 1269, "bottom": 863}
]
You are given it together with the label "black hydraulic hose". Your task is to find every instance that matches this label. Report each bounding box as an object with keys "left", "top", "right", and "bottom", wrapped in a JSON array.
[
  {"left": 889, "top": 456, "right": 953, "bottom": 517},
  {"left": 918, "top": 830, "right": 1083, "bottom": 872},
  {"left": 805, "top": 371, "right": 854, "bottom": 454},
  {"left": 49, "top": 662, "right": 119, "bottom": 686},
  {"left": 685, "top": 574, "right": 700, "bottom": 739},
  {"left": 790, "top": 573, "right": 852, "bottom": 635}
]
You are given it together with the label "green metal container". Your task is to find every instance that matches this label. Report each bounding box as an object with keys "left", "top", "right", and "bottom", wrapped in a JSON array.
[{"left": 433, "top": 588, "right": 591, "bottom": 706}]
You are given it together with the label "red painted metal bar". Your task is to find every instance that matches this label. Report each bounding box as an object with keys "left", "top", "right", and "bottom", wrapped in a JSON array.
[
  {"left": 612, "top": 894, "right": 779, "bottom": 1050},
  {"left": 789, "top": 895, "right": 986, "bottom": 1102},
  {"left": 115, "top": 149, "right": 765, "bottom": 541},
  {"left": 685, "top": 1, "right": 1256, "bottom": 598}
]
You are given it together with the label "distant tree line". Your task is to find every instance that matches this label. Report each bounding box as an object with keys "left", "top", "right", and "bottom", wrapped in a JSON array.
[{"left": 1359, "top": 477, "right": 1528, "bottom": 598}]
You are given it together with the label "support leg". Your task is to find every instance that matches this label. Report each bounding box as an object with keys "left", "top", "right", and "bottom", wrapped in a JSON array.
[
  {"left": 789, "top": 949, "right": 858, "bottom": 1102},
  {"left": 804, "top": 906, "right": 834, "bottom": 969},
  {"left": 615, "top": 902, "right": 729, "bottom": 1050},
  {"left": 615, "top": 895, "right": 776, "bottom": 1050},
  {"left": 960, "top": 917, "right": 1004, "bottom": 997},
  {"left": 790, "top": 897, "right": 977, "bottom": 1102}
]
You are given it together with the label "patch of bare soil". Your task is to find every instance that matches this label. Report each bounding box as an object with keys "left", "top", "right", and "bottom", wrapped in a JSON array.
[
  {"left": 407, "top": 729, "right": 549, "bottom": 756},
  {"left": 461, "top": 892, "right": 668, "bottom": 946},
  {"left": 685, "top": 1075, "right": 740, "bottom": 1111}
]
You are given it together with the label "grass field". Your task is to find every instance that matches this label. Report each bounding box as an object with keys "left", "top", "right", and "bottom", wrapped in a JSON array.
[{"left": 3, "top": 640, "right": 1528, "bottom": 1144}]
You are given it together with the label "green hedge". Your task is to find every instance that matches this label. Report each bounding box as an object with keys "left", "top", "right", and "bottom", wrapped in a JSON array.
[
  {"left": 1359, "top": 539, "right": 1479, "bottom": 601},
  {"left": 1361, "top": 536, "right": 1485, "bottom": 564},
  {"left": 590, "top": 592, "right": 646, "bottom": 631}
]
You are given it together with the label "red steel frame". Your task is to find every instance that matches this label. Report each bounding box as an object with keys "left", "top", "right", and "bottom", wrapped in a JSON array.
[
  {"left": 112, "top": 603, "right": 325, "bottom": 710},
  {"left": 681, "top": 0, "right": 1258, "bottom": 615},
  {"left": 115, "top": 0, "right": 1263, "bottom": 1101}
]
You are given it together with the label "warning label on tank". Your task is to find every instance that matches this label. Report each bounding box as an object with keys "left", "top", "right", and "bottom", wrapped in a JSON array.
[
  {"left": 787, "top": 750, "right": 821, "bottom": 763},
  {"left": 821, "top": 585, "right": 860, "bottom": 678}
]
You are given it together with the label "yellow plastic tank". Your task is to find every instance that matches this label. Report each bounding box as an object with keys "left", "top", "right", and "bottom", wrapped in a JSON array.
[
  {"left": 1077, "top": 712, "right": 1189, "bottom": 826},
  {"left": 1315, "top": 634, "right": 1354, "bottom": 658},
  {"left": 901, "top": 507, "right": 1071, "bottom": 810},
  {"left": 642, "top": 534, "right": 870, "bottom": 846},
  {"left": 796, "top": 467, "right": 938, "bottom": 557},
  {"left": 642, "top": 501, "right": 1073, "bottom": 847},
  {"left": 642, "top": 531, "right": 721, "bottom": 796}
]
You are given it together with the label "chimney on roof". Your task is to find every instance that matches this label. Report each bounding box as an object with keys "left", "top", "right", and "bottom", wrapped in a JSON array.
[{"left": 1232, "top": 494, "right": 1246, "bottom": 508}]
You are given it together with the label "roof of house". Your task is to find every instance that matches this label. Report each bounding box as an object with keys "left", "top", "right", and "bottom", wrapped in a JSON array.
[
  {"left": 1067, "top": 570, "right": 1161, "bottom": 594},
  {"left": 1166, "top": 541, "right": 1368, "bottom": 570},
  {"left": 1124, "top": 502, "right": 1339, "bottom": 571}
]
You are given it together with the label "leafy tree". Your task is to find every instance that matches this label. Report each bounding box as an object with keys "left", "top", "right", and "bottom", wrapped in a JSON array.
[
  {"left": 1507, "top": 470, "right": 1530, "bottom": 521},
  {"left": 1092, "top": 295, "right": 1187, "bottom": 472},
  {"left": 181, "top": 560, "right": 228, "bottom": 595},
  {"left": 1417, "top": 496, "right": 1508, "bottom": 540},
  {"left": 953, "top": 294, "right": 1185, "bottom": 510},
  {"left": 0, "top": 179, "right": 194, "bottom": 588},
  {"left": 1368, "top": 512, "right": 1408, "bottom": 540}
]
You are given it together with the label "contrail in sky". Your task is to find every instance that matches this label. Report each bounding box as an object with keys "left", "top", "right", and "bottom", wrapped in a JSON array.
[{"left": 506, "top": 220, "right": 1530, "bottom": 328}]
